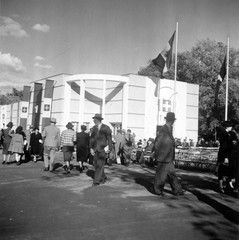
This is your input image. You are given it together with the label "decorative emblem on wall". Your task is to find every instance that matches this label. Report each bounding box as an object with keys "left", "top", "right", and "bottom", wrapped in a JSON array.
[
  {"left": 44, "top": 104, "right": 50, "bottom": 111},
  {"left": 22, "top": 107, "right": 27, "bottom": 113}
]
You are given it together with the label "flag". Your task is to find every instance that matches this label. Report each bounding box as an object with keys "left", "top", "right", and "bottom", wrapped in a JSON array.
[
  {"left": 19, "top": 86, "right": 31, "bottom": 131},
  {"left": 152, "top": 31, "right": 175, "bottom": 77},
  {"left": 32, "top": 82, "right": 43, "bottom": 127},
  {"left": 42, "top": 80, "right": 54, "bottom": 129},
  {"left": 215, "top": 55, "right": 226, "bottom": 103}
]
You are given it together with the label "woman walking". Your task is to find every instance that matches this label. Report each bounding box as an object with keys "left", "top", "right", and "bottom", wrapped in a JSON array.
[
  {"left": 60, "top": 122, "right": 76, "bottom": 173},
  {"left": 1, "top": 122, "right": 14, "bottom": 164},
  {"left": 76, "top": 125, "right": 90, "bottom": 172},
  {"left": 30, "top": 127, "right": 43, "bottom": 162},
  {"left": 8, "top": 126, "right": 24, "bottom": 165}
]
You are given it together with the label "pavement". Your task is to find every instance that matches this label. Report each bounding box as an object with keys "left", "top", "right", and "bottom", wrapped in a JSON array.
[{"left": 0, "top": 150, "right": 239, "bottom": 240}]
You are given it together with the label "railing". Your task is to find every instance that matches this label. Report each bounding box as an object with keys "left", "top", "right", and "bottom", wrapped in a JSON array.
[{"left": 174, "top": 147, "right": 218, "bottom": 172}]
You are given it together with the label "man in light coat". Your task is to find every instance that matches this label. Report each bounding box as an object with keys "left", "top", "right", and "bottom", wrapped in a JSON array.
[
  {"left": 42, "top": 118, "right": 60, "bottom": 172},
  {"left": 153, "top": 112, "right": 186, "bottom": 196}
]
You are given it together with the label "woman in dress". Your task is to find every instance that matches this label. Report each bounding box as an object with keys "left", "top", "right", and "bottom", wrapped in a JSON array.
[
  {"left": 1, "top": 122, "right": 14, "bottom": 164},
  {"left": 30, "top": 127, "right": 43, "bottom": 162},
  {"left": 8, "top": 126, "right": 24, "bottom": 165},
  {"left": 76, "top": 125, "right": 90, "bottom": 172}
]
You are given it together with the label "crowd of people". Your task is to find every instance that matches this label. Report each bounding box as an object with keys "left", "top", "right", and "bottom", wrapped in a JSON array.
[{"left": 1, "top": 112, "right": 239, "bottom": 195}]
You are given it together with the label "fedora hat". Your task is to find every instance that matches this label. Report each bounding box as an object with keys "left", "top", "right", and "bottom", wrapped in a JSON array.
[
  {"left": 50, "top": 118, "right": 57, "bottom": 123},
  {"left": 165, "top": 112, "right": 176, "bottom": 121},
  {"left": 6, "top": 122, "right": 13, "bottom": 128},
  {"left": 66, "top": 122, "right": 74, "bottom": 129},
  {"left": 222, "top": 121, "right": 233, "bottom": 127},
  {"left": 92, "top": 113, "right": 103, "bottom": 120}
]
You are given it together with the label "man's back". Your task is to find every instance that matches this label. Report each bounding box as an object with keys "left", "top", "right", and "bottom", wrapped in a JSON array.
[{"left": 42, "top": 125, "right": 60, "bottom": 147}]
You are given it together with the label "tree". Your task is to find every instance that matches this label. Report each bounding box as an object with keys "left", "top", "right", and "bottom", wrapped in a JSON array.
[
  {"left": 0, "top": 88, "right": 23, "bottom": 105},
  {"left": 138, "top": 38, "right": 239, "bottom": 139}
]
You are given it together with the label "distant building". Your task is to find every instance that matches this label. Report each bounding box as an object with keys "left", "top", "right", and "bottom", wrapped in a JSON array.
[{"left": 0, "top": 73, "right": 199, "bottom": 142}]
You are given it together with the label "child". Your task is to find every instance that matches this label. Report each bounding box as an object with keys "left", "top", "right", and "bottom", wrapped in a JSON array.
[{"left": 8, "top": 126, "right": 24, "bottom": 165}]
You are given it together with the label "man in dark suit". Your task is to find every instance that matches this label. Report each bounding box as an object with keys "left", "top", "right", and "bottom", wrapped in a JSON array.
[
  {"left": 90, "top": 114, "right": 112, "bottom": 186},
  {"left": 153, "top": 112, "right": 185, "bottom": 196}
]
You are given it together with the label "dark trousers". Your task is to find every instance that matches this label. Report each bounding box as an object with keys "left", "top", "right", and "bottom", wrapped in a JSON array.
[
  {"left": 93, "top": 151, "right": 107, "bottom": 184},
  {"left": 154, "top": 161, "right": 182, "bottom": 194}
]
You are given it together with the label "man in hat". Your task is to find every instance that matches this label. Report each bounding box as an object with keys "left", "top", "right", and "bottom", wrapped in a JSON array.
[
  {"left": 90, "top": 114, "right": 112, "bottom": 186},
  {"left": 60, "top": 122, "right": 76, "bottom": 173},
  {"left": 153, "top": 112, "right": 186, "bottom": 196},
  {"left": 42, "top": 118, "right": 60, "bottom": 172}
]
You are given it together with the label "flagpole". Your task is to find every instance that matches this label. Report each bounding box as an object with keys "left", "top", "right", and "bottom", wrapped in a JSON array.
[
  {"left": 173, "top": 22, "right": 178, "bottom": 113},
  {"left": 157, "top": 79, "right": 161, "bottom": 127},
  {"left": 225, "top": 37, "right": 229, "bottom": 121}
]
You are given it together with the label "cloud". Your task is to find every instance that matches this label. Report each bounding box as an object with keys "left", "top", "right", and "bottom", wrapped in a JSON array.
[
  {"left": 34, "top": 63, "right": 53, "bottom": 69},
  {"left": 10, "top": 14, "right": 19, "bottom": 18},
  {"left": 35, "top": 56, "right": 45, "bottom": 61},
  {"left": 32, "top": 24, "right": 50, "bottom": 33},
  {"left": 0, "top": 16, "right": 29, "bottom": 37},
  {"left": 0, "top": 72, "right": 31, "bottom": 94},
  {"left": 0, "top": 52, "right": 26, "bottom": 72}
]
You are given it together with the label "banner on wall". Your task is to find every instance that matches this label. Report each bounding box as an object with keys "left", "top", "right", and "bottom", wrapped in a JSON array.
[
  {"left": 32, "top": 83, "right": 43, "bottom": 128},
  {"left": 19, "top": 86, "right": 31, "bottom": 131},
  {"left": 42, "top": 80, "right": 54, "bottom": 130}
]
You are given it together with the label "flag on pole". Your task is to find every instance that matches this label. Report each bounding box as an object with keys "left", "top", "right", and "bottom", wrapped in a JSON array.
[
  {"left": 215, "top": 55, "right": 226, "bottom": 103},
  {"left": 152, "top": 31, "right": 175, "bottom": 77}
]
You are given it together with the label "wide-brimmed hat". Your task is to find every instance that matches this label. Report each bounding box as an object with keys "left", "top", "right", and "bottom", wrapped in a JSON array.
[
  {"left": 92, "top": 113, "right": 103, "bottom": 120},
  {"left": 6, "top": 122, "right": 13, "bottom": 128},
  {"left": 222, "top": 121, "right": 233, "bottom": 127},
  {"left": 50, "top": 118, "right": 57, "bottom": 123},
  {"left": 165, "top": 112, "right": 176, "bottom": 121},
  {"left": 66, "top": 122, "right": 74, "bottom": 129}
]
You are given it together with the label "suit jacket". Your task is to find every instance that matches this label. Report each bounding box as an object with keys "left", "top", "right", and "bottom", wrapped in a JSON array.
[
  {"left": 42, "top": 125, "right": 60, "bottom": 148},
  {"left": 90, "top": 123, "right": 112, "bottom": 152},
  {"left": 153, "top": 124, "right": 175, "bottom": 163}
]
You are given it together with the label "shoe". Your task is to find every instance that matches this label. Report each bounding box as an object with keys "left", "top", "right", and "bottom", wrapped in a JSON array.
[
  {"left": 92, "top": 183, "right": 100, "bottom": 186},
  {"left": 79, "top": 167, "right": 83, "bottom": 173},
  {"left": 2, "top": 161, "right": 6, "bottom": 165},
  {"left": 63, "top": 165, "right": 68, "bottom": 172},
  {"left": 6, "top": 162, "right": 10, "bottom": 165},
  {"left": 44, "top": 167, "right": 49, "bottom": 171},
  {"left": 219, "top": 187, "right": 225, "bottom": 194},
  {"left": 16, "top": 162, "right": 21, "bottom": 165},
  {"left": 154, "top": 191, "right": 164, "bottom": 196},
  {"left": 174, "top": 190, "right": 186, "bottom": 196}
]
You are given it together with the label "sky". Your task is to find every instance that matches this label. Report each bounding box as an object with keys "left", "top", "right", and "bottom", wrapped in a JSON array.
[{"left": 0, "top": 0, "right": 238, "bottom": 94}]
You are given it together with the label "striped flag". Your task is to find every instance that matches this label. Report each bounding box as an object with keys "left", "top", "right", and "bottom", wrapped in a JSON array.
[
  {"left": 152, "top": 31, "right": 175, "bottom": 77},
  {"left": 215, "top": 55, "right": 226, "bottom": 103}
]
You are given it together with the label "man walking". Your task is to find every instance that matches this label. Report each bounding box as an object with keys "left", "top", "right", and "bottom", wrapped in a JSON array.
[
  {"left": 42, "top": 118, "right": 60, "bottom": 172},
  {"left": 90, "top": 114, "right": 112, "bottom": 186},
  {"left": 153, "top": 112, "right": 186, "bottom": 196}
]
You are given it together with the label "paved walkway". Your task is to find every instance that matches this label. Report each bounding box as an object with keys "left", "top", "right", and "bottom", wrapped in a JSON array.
[{"left": 0, "top": 151, "right": 239, "bottom": 240}]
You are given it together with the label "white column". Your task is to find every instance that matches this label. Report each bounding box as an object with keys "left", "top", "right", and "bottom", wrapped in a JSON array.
[
  {"left": 63, "top": 81, "right": 71, "bottom": 125},
  {"left": 122, "top": 80, "right": 129, "bottom": 130},
  {"left": 102, "top": 79, "right": 106, "bottom": 118},
  {"left": 79, "top": 79, "right": 85, "bottom": 125}
]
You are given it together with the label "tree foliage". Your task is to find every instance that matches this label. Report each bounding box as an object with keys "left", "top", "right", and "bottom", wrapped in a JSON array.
[
  {"left": 0, "top": 88, "right": 23, "bottom": 105},
  {"left": 138, "top": 38, "right": 239, "bottom": 139}
]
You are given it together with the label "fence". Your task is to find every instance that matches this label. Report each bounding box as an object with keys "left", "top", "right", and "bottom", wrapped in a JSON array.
[{"left": 174, "top": 147, "right": 218, "bottom": 172}]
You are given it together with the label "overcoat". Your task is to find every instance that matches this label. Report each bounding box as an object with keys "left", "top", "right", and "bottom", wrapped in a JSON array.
[{"left": 153, "top": 124, "right": 175, "bottom": 163}]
